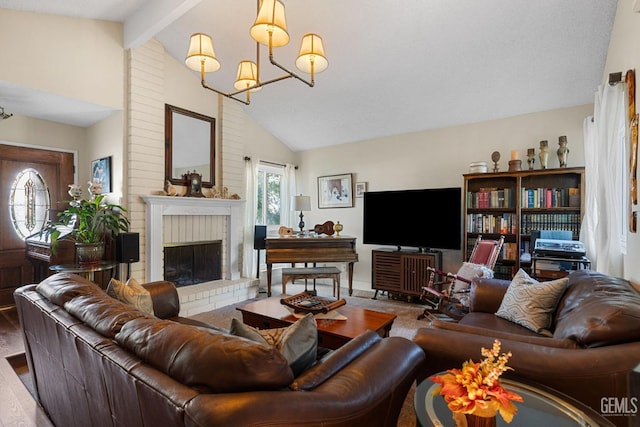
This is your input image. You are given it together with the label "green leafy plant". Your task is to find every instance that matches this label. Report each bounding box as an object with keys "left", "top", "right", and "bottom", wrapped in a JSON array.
[{"left": 47, "top": 195, "right": 130, "bottom": 250}]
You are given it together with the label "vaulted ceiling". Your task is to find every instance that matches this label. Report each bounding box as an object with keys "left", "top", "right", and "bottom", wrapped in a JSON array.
[{"left": 0, "top": 0, "right": 618, "bottom": 151}]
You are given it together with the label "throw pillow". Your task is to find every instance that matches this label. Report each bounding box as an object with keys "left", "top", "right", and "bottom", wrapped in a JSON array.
[
  {"left": 106, "top": 277, "right": 154, "bottom": 315},
  {"left": 230, "top": 313, "right": 318, "bottom": 376},
  {"left": 450, "top": 262, "right": 495, "bottom": 307},
  {"left": 495, "top": 269, "right": 568, "bottom": 336}
]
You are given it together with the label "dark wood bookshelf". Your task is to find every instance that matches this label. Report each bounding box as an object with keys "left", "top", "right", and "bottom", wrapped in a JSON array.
[{"left": 463, "top": 167, "right": 585, "bottom": 279}]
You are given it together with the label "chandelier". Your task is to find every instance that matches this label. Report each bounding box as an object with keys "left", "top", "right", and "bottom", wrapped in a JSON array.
[{"left": 185, "top": 0, "right": 328, "bottom": 105}]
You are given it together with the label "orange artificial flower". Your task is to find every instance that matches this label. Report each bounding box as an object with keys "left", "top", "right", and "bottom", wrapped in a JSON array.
[{"left": 429, "top": 340, "right": 524, "bottom": 423}]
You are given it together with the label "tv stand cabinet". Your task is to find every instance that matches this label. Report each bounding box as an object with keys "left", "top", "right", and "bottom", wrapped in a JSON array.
[{"left": 371, "top": 249, "right": 442, "bottom": 300}]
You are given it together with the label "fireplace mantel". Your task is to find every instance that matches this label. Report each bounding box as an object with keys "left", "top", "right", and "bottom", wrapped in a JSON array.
[{"left": 140, "top": 195, "right": 244, "bottom": 282}]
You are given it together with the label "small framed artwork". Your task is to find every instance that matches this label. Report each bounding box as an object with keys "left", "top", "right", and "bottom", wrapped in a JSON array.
[
  {"left": 90, "top": 156, "right": 112, "bottom": 194},
  {"left": 318, "top": 173, "right": 354, "bottom": 208},
  {"left": 355, "top": 182, "right": 367, "bottom": 198}
]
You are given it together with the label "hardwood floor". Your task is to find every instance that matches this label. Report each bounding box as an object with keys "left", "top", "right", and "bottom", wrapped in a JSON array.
[{"left": 0, "top": 306, "right": 54, "bottom": 426}]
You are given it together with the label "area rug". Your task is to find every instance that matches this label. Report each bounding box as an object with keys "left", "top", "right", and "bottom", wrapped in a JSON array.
[{"left": 190, "top": 283, "right": 430, "bottom": 427}]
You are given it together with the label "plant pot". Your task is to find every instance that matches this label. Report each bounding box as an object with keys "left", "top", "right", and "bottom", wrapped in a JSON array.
[{"left": 75, "top": 242, "right": 105, "bottom": 264}]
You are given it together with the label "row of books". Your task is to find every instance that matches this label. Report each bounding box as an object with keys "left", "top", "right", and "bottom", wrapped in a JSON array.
[
  {"left": 521, "top": 187, "right": 580, "bottom": 208},
  {"left": 520, "top": 213, "right": 581, "bottom": 235},
  {"left": 466, "top": 188, "right": 516, "bottom": 208},
  {"left": 466, "top": 213, "right": 518, "bottom": 234}
]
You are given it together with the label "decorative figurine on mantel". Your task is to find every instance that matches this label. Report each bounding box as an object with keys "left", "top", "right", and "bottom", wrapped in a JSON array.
[
  {"left": 557, "top": 136, "right": 569, "bottom": 167},
  {"left": 539, "top": 140, "right": 549, "bottom": 169},
  {"left": 527, "top": 148, "right": 535, "bottom": 170},
  {"left": 491, "top": 151, "right": 501, "bottom": 172}
]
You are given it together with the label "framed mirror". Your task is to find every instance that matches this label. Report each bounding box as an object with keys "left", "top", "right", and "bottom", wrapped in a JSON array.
[{"left": 165, "top": 104, "right": 215, "bottom": 188}]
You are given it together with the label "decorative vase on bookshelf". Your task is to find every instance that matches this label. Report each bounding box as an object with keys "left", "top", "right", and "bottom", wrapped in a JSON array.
[
  {"left": 527, "top": 148, "right": 535, "bottom": 170},
  {"left": 539, "top": 140, "right": 549, "bottom": 169},
  {"left": 557, "top": 136, "right": 569, "bottom": 167}
]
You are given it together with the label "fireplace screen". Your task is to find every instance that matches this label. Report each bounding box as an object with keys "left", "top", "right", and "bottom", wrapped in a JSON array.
[{"left": 164, "top": 241, "right": 222, "bottom": 287}]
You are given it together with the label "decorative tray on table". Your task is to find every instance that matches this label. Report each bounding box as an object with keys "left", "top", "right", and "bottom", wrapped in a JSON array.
[{"left": 280, "top": 292, "right": 347, "bottom": 314}]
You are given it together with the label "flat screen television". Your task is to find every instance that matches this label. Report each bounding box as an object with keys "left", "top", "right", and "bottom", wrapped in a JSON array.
[{"left": 363, "top": 187, "right": 462, "bottom": 250}]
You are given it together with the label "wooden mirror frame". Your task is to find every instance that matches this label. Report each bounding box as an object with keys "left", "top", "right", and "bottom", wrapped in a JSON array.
[{"left": 164, "top": 104, "right": 216, "bottom": 188}]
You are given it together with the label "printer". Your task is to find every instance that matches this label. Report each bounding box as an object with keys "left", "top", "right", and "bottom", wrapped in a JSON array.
[{"left": 533, "top": 238, "right": 586, "bottom": 259}]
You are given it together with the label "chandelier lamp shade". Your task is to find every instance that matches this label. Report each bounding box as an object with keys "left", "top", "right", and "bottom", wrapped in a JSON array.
[{"left": 185, "top": 0, "right": 328, "bottom": 105}]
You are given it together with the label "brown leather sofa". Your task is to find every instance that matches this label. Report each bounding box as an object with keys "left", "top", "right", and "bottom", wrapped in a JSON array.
[
  {"left": 15, "top": 272, "right": 425, "bottom": 427},
  {"left": 414, "top": 270, "right": 640, "bottom": 427}
]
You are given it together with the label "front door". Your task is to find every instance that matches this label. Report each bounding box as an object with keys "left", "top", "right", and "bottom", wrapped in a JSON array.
[{"left": 0, "top": 144, "right": 74, "bottom": 307}]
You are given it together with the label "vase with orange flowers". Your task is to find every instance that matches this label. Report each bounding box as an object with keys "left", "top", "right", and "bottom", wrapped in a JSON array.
[{"left": 429, "top": 340, "right": 523, "bottom": 427}]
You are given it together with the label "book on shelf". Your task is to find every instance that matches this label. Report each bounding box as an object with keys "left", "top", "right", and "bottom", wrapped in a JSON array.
[
  {"left": 466, "top": 213, "right": 516, "bottom": 234},
  {"left": 467, "top": 188, "right": 515, "bottom": 209},
  {"left": 500, "top": 242, "right": 518, "bottom": 261},
  {"left": 520, "top": 187, "right": 580, "bottom": 208}
]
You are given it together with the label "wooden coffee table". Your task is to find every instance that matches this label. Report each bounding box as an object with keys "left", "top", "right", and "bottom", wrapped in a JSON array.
[{"left": 236, "top": 297, "right": 397, "bottom": 350}]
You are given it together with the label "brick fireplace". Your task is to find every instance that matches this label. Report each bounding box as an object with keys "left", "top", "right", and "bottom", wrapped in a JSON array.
[{"left": 141, "top": 195, "right": 257, "bottom": 315}]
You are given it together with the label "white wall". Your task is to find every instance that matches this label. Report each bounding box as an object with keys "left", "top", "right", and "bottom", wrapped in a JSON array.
[
  {"left": 0, "top": 10, "right": 123, "bottom": 110},
  {"left": 601, "top": 0, "right": 640, "bottom": 283},
  {"left": 297, "top": 104, "right": 592, "bottom": 291}
]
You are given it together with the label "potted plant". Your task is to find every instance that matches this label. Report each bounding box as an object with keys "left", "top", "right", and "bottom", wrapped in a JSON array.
[{"left": 47, "top": 194, "right": 130, "bottom": 263}]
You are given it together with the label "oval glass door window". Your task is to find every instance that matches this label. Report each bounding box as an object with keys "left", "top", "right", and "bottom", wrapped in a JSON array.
[{"left": 10, "top": 168, "right": 51, "bottom": 240}]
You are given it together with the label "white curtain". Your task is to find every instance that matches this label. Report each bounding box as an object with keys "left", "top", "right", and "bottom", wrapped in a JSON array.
[
  {"left": 242, "top": 157, "right": 259, "bottom": 278},
  {"left": 283, "top": 164, "right": 297, "bottom": 229},
  {"left": 580, "top": 83, "right": 626, "bottom": 277}
]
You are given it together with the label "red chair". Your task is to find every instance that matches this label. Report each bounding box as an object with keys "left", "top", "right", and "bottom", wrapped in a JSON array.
[{"left": 418, "top": 235, "right": 505, "bottom": 320}]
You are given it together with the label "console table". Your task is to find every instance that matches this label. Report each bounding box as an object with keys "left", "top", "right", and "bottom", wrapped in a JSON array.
[{"left": 265, "top": 236, "right": 358, "bottom": 297}]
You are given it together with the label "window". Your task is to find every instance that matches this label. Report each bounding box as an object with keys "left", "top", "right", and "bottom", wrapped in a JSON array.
[
  {"left": 255, "top": 163, "right": 284, "bottom": 230},
  {"left": 10, "top": 168, "right": 51, "bottom": 240}
]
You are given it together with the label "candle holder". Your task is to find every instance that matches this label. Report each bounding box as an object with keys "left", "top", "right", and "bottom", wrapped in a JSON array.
[{"left": 508, "top": 160, "right": 522, "bottom": 172}]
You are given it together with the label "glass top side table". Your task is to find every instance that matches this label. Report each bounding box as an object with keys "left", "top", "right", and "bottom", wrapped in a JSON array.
[
  {"left": 414, "top": 376, "right": 615, "bottom": 427},
  {"left": 50, "top": 261, "right": 118, "bottom": 284}
]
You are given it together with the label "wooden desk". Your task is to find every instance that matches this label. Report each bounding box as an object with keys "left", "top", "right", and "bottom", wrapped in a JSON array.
[
  {"left": 265, "top": 236, "right": 358, "bottom": 297},
  {"left": 237, "top": 297, "right": 396, "bottom": 350}
]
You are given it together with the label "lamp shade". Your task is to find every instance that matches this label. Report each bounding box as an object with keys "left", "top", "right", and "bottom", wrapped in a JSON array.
[
  {"left": 234, "top": 60, "right": 262, "bottom": 92},
  {"left": 250, "top": 0, "right": 290, "bottom": 47},
  {"left": 293, "top": 195, "right": 311, "bottom": 211},
  {"left": 295, "top": 33, "right": 328, "bottom": 74},
  {"left": 185, "top": 33, "right": 220, "bottom": 73}
]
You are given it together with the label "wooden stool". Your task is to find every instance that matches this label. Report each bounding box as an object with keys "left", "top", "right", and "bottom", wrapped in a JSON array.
[{"left": 281, "top": 267, "right": 341, "bottom": 299}]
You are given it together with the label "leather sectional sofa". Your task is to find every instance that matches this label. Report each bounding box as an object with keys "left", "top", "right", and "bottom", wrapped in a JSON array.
[
  {"left": 14, "top": 272, "right": 425, "bottom": 427},
  {"left": 414, "top": 269, "right": 640, "bottom": 427}
]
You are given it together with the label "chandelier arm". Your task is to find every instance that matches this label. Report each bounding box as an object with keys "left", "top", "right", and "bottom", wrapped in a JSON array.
[
  {"left": 268, "top": 53, "right": 315, "bottom": 87},
  {"left": 200, "top": 80, "right": 250, "bottom": 105},
  {"left": 228, "top": 74, "right": 293, "bottom": 97}
]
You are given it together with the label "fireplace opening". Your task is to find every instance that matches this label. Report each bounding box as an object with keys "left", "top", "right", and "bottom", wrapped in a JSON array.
[{"left": 164, "top": 241, "right": 222, "bottom": 287}]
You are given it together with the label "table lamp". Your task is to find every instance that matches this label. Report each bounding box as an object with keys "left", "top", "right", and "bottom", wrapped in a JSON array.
[{"left": 293, "top": 195, "right": 311, "bottom": 233}]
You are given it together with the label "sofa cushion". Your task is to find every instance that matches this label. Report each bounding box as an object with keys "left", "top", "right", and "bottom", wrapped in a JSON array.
[
  {"left": 115, "top": 317, "right": 294, "bottom": 392},
  {"left": 432, "top": 316, "right": 579, "bottom": 349},
  {"left": 106, "top": 277, "right": 154, "bottom": 315},
  {"left": 495, "top": 269, "right": 568, "bottom": 336},
  {"left": 553, "top": 270, "right": 640, "bottom": 347},
  {"left": 65, "top": 294, "right": 151, "bottom": 338},
  {"left": 36, "top": 272, "right": 105, "bottom": 306},
  {"left": 230, "top": 313, "right": 318, "bottom": 376}
]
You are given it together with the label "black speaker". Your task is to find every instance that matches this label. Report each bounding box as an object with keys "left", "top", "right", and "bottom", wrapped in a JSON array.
[
  {"left": 254, "top": 225, "right": 267, "bottom": 250},
  {"left": 116, "top": 232, "right": 140, "bottom": 263}
]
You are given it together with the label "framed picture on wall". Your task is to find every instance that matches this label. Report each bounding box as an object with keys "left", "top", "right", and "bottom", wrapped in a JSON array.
[
  {"left": 318, "top": 173, "right": 353, "bottom": 208},
  {"left": 355, "top": 182, "right": 367, "bottom": 198},
  {"left": 91, "top": 156, "right": 112, "bottom": 194}
]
